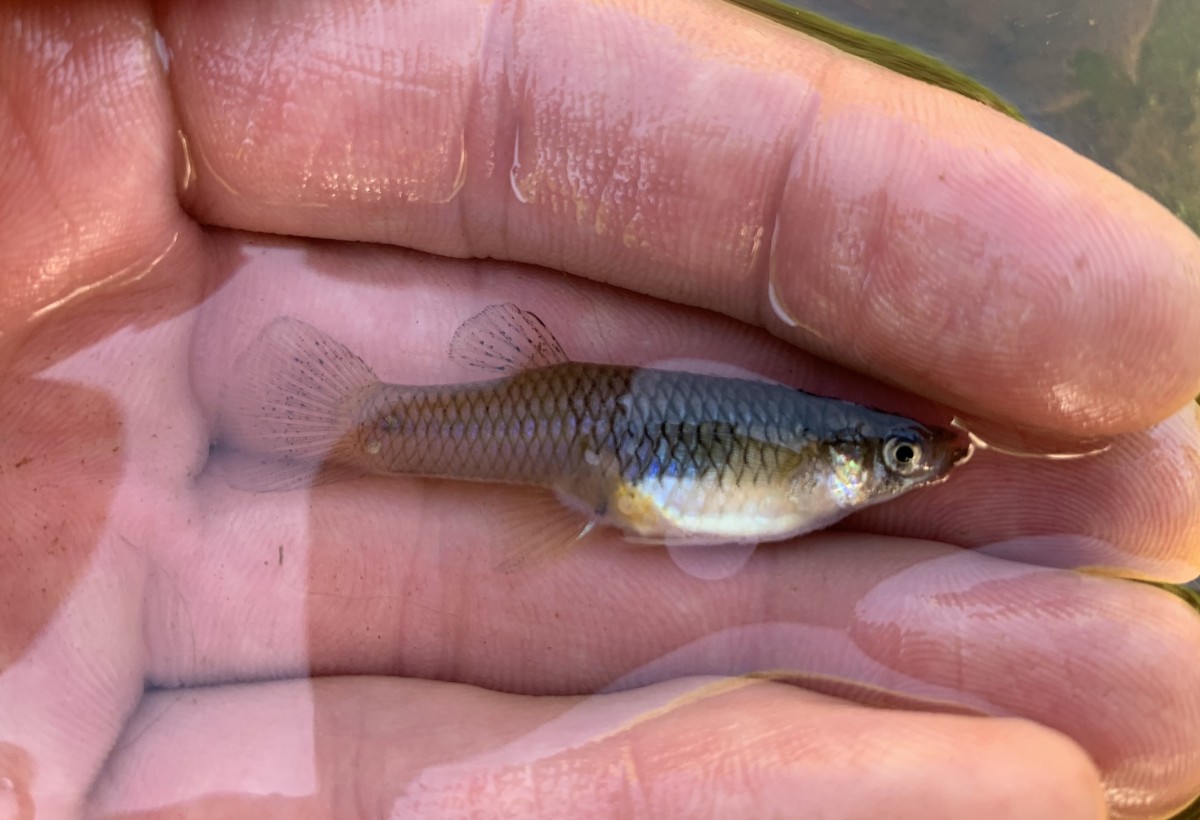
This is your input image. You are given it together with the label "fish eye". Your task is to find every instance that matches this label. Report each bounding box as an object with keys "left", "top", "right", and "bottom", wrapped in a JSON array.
[{"left": 883, "top": 436, "right": 924, "bottom": 476}]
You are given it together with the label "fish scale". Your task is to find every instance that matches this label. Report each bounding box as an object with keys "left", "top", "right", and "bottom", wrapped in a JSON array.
[{"left": 351, "top": 364, "right": 898, "bottom": 501}]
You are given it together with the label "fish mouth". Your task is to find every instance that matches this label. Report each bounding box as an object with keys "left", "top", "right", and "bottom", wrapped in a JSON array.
[
  {"left": 932, "top": 425, "right": 974, "bottom": 468},
  {"left": 948, "top": 435, "right": 975, "bottom": 467}
]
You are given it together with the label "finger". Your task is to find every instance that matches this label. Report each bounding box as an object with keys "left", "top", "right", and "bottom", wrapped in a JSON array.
[
  {"left": 850, "top": 402, "right": 1200, "bottom": 582},
  {"left": 88, "top": 676, "right": 1107, "bottom": 819},
  {"left": 0, "top": 1, "right": 204, "bottom": 354},
  {"left": 159, "top": 0, "right": 1200, "bottom": 434},
  {"left": 188, "top": 241, "right": 1200, "bottom": 578}
]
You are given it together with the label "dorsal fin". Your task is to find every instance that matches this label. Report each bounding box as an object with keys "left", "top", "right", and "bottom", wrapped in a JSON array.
[{"left": 448, "top": 303, "right": 569, "bottom": 372}]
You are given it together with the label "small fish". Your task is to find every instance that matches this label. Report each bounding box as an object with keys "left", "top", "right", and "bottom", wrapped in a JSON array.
[{"left": 219, "top": 304, "right": 970, "bottom": 563}]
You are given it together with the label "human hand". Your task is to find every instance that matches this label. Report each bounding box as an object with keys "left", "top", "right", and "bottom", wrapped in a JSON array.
[{"left": 3, "top": 2, "right": 1199, "bottom": 819}]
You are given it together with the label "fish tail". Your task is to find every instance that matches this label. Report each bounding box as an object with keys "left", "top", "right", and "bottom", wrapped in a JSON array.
[{"left": 218, "top": 317, "right": 378, "bottom": 491}]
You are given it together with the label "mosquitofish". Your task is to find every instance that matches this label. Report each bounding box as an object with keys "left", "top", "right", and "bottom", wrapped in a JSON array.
[{"left": 219, "top": 303, "right": 970, "bottom": 560}]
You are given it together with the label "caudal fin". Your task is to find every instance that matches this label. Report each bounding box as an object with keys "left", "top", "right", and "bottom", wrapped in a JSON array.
[{"left": 218, "top": 317, "right": 378, "bottom": 491}]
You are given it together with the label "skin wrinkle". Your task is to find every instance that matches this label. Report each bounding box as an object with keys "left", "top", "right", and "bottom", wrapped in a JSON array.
[
  {"left": 455, "top": 1, "right": 487, "bottom": 260},
  {"left": 1, "top": 87, "right": 78, "bottom": 270},
  {"left": 3, "top": 19, "right": 188, "bottom": 372},
  {"left": 445, "top": 530, "right": 481, "bottom": 683},
  {"left": 153, "top": 15, "right": 237, "bottom": 202},
  {"left": 456, "top": 0, "right": 507, "bottom": 257},
  {"left": 853, "top": 188, "right": 890, "bottom": 324},
  {"left": 616, "top": 739, "right": 650, "bottom": 816},
  {"left": 909, "top": 250, "right": 1001, "bottom": 384},
  {"left": 227, "top": 14, "right": 282, "bottom": 178},
  {"left": 3, "top": 109, "right": 82, "bottom": 319},
  {"left": 345, "top": 695, "right": 372, "bottom": 820},
  {"left": 727, "top": 84, "right": 820, "bottom": 297},
  {"left": 905, "top": 181, "right": 1018, "bottom": 380}
]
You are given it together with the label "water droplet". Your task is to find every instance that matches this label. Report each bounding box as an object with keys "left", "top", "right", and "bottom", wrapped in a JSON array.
[
  {"left": 767, "top": 278, "right": 798, "bottom": 328},
  {"left": 510, "top": 123, "right": 529, "bottom": 204},
  {"left": 443, "top": 135, "right": 467, "bottom": 203},
  {"left": 667, "top": 542, "right": 757, "bottom": 581},
  {"left": 764, "top": 210, "right": 825, "bottom": 338},
  {"left": 176, "top": 130, "right": 196, "bottom": 197},
  {"left": 153, "top": 29, "right": 171, "bottom": 73}
]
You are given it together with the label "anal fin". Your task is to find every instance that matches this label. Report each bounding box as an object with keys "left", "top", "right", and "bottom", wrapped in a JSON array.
[{"left": 492, "top": 486, "right": 598, "bottom": 573}]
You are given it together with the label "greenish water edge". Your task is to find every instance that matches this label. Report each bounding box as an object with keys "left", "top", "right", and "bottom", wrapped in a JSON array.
[
  {"left": 1056, "top": 0, "right": 1200, "bottom": 234},
  {"left": 724, "top": 0, "right": 1026, "bottom": 121},
  {"left": 1139, "top": 578, "right": 1200, "bottom": 613}
]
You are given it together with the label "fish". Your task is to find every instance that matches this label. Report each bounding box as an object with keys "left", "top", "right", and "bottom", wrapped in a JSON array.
[{"left": 218, "top": 303, "right": 970, "bottom": 564}]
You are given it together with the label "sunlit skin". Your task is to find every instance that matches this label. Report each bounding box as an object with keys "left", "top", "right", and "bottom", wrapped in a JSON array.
[{"left": 2, "top": 1, "right": 1200, "bottom": 819}]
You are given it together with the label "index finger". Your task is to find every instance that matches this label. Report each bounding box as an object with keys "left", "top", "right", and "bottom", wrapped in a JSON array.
[{"left": 160, "top": 0, "right": 1200, "bottom": 435}]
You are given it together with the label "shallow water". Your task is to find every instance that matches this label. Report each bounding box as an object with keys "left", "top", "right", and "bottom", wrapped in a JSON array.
[{"left": 787, "top": 0, "right": 1200, "bottom": 232}]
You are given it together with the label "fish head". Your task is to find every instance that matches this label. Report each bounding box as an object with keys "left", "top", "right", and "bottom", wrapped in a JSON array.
[{"left": 801, "top": 420, "right": 972, "bottom": 513}]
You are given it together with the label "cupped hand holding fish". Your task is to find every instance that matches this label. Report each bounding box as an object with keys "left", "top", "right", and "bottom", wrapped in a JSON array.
[
  {"left": 218, "top": 303, "right": 970, "bottom": 567},
  {"left": 3, "top": 2, "right": 1200, "bottom": 819}
]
